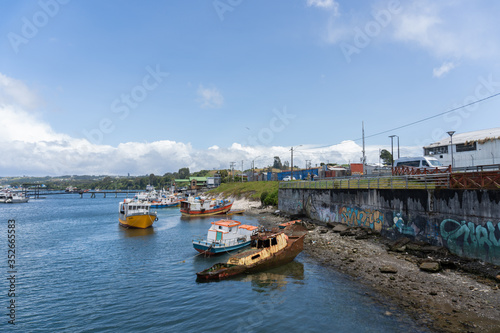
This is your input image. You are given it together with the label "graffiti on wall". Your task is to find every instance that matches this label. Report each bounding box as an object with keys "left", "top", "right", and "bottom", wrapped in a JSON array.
[
  {"left": 440, "top": 219, "right": 500, "bottom": 264},
  {"left": 338, "top": 206, "right": 383, "bottom": 232},
  {"left": 391, "top": 212, "right": 415, "bottom": 236},
  {"left": 314, "top": 205, "right": 337, "bottom": 223}
]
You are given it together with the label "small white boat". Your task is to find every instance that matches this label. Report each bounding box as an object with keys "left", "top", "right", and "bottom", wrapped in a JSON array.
[
  {"left": 192, "top": 219, "right": 258, "bottom": 255},
  {"left": 4, "top": 192, "right": 29, "bottom": 203}
]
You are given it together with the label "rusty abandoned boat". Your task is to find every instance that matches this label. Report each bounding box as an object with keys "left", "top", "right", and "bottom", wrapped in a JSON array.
[{"left": 196, "top": 223, "right": 307, "bottom": 280}]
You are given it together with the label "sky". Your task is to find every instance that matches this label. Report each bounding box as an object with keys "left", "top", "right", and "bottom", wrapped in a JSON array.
[{"left": 1, "top": 0, "right": 500, "bottom": 176}]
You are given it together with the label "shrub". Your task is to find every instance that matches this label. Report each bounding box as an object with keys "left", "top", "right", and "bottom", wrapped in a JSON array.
[
  {"left": 260, "top": 191, "right": 268, "bottom": 205},
  {"left": 263, "top": 189, "right": 278, "bottom": 206}
]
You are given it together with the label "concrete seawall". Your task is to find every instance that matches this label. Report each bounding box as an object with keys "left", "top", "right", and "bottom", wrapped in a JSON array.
[{"left": 279, "top": 188, "right": 500, "bottom": 265}]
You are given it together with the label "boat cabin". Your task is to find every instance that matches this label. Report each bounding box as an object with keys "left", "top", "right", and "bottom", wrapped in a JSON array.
[
  {"left": 207, "top": 220, "right": 257, "bottom": 242},
  {"left": 119, "top": 200, "right": 152, "bottom": 216}
]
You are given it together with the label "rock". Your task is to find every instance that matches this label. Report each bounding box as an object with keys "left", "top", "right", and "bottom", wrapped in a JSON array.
[
  {"left": 496, "top": 274, "right": 500, "bottom": 282},
  {"left": 389, "top": 237, "right": 411, "bottom": 251},
  {"left": 379, "top": 265, "right": 398, "bottom": 274},
  {"left": 326, "top": 222, "right": 335, "bottom": 229},
  {"left": 332, "top": 224, "right": 349, "bottom": 233},
  {"left": 419, "top": 261, "right": 441, "bottom": 273},
  {"left": 430, "top": 291, "right": 438, "bottom": 296},
  {"left": 305, "top": 223, "right": 316, "bottom": 231},
  {"left": 319, "top": 228, "right": 328, "bottom": 234},
  {"left": 394, "top": 245, "right": 407, "bottom": 252}
]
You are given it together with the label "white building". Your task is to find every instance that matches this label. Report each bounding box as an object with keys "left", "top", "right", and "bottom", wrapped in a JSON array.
[{"left": 423, "top": 127, "right": 500, "bottom": 168}]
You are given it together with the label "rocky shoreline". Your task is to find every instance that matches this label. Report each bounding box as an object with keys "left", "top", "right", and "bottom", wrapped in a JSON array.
[{"left": 244, "top": 204, "right": 500, "bottom": 333}]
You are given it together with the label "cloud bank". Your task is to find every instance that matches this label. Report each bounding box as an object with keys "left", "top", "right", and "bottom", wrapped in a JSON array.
[{"left": 0, "top": 73, "right": 419, "bottom": 176}]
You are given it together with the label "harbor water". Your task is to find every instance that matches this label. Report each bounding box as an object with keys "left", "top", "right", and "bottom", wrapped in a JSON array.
[{"left": 1, "top": 195, "right": 429, "bottom": 332}]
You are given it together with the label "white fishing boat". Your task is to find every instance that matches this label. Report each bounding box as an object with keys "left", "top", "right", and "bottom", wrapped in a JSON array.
[
  {"left": 192, "top": 219, "right": 258, "bottom": 255},
  {"left": 4, "top": 192, "right": 29, "bottom": 203}
]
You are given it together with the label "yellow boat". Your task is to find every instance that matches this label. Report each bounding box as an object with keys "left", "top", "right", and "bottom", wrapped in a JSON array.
[{"left": 119, "top": 199, "right": 157, "bottom": 228}]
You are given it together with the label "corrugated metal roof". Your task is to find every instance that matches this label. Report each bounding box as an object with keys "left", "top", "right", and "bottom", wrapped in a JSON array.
[
  {"left": 189, "top": 177, "right": 208, "bottom": 181},
  {"left": 424, "top": 127, "right": 500, "bottom": 148}
]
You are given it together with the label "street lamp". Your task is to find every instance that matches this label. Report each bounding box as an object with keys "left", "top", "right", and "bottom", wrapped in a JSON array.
[
  {"left": 389, "top": 135, "right": 396, "bottom": 168},
  {"left": 290, "top": 145, "right": 302, "bottom": 180},
  {"left": 447, "top": 131, "right": 455, "bottom": 170}
]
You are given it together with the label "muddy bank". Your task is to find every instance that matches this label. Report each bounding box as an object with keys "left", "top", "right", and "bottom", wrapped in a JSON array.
[{"left": 244, "top": 204, "right": 500, "bottom": 333}]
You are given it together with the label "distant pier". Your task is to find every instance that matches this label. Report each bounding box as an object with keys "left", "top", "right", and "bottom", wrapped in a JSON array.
[{"left": 21, "top": 184, "right": 138, "bottom": 199}]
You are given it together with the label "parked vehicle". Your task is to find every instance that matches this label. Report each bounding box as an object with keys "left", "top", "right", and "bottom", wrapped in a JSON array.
[
  {"left": 282, "top": 176, "right": 296, "bottom": 181},
  {"left": 394, "top": 156, "right": 444, "bottom": 169}
]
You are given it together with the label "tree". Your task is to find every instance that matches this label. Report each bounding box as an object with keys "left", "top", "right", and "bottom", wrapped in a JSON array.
[
  {"left": 273, "top": 156, "right": 283, "bottom": 170},
  {"left": 178, "top": 167, "right": 190, "bottom": 179},
  {"left": 380, "top": 149, "right": 393, "bottom": 165}
]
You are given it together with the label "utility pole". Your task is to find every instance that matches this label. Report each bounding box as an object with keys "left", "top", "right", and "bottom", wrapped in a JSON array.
[
  {"left": 241, "top": 160, "right": 243, "bottom": 182},
  {"left": 230, "top": 162, "right": 236, "bottom": 182},
  {"left": 362, "top": 121, "right": 366, "bottom": 174},
  {"left": 397, "top": 135, "right": 400, "bottom": 159},
  {"left": 389, "top": 135, "right": 395, "bottom": 169},
  {"left": 290, "top": 145, "right": 302, "bottom": 180}
]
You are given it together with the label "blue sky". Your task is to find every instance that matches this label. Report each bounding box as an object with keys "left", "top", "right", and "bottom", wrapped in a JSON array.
[{"left": 1, "top": 0, "right": 500, "bottom": 176}]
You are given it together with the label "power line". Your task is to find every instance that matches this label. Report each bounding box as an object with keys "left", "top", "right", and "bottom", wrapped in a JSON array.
[{"left": 303, "top": 91, "right": 500, "bottom": 151}]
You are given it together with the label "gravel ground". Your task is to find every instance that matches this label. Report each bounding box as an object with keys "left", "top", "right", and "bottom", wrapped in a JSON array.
[{"left": 242, "top": 204, "right": 500, "bottom": 333}]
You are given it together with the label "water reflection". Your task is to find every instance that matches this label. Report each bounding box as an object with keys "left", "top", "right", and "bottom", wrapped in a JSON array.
[
  {"left": 196, "top": 260, "right": 304, "bottom": 289},
  {"left": 118, "top": 226, "right": 155, "bottom": 238},
  {"left": 236, "top": 261, "right": 305, "bottom": 291}
]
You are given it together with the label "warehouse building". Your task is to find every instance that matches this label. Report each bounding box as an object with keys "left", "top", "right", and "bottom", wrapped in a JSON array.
[{"left": 423, "top": 127, "right": 500, "bottom": 168}]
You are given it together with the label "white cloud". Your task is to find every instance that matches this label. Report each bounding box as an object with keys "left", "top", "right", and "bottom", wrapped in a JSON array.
[
  {"left": 197, "top": 85, "right": 224, "bottom": 109},
  {"left": 0, "top": 73, "right": 42, "bottom": 109},
  {"left": 313, "top": 1, "right": 500, "bottom": 61},
  {"left": 432, "top": 61, "right": 456, "bottom": 78},
  {"left": 307, "top": 0, "right": 339, "bottom": 13},
  {"left": 391, "top": 0, "right": 500, "bottom": 59}
]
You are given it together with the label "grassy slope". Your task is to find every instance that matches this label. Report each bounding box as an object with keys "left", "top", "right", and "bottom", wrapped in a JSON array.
[{"left": 207, "top": 181, "right": 279, "bottom": 201}]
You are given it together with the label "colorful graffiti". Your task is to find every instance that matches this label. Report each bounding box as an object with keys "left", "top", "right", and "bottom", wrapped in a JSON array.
[
  {"left": 391, "top": 213, "right": 415, "bottom": 236},
  {"left": 314, "top": 206, "right": 337, "bottom": 223},
  {"left": 440, "top": 219, "right": 500, "bottom": 265},
  {"left": 338, "top": 206, "right": 383, "bottom": 232}
]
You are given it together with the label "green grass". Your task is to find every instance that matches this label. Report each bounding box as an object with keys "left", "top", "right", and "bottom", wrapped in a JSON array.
[{"left": 207, "top": 181, "right": 279, "bottom": 201}]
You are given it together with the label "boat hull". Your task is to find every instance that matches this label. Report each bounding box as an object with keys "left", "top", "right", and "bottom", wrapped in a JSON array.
[
  {"left": 150, "top": 202, "right": 180, "bottom": 208},
  {"left": 119, "top": 214, "right": 156, "bottom": 229},
  {"left": 193, "top": 241, "right": 251, "bottom": 256},
  {"left": 181, "top": 203, "right": 233, "bottom": 217},
  {"left": 196, "top": 232, "right": 306, "bottom": 280}
]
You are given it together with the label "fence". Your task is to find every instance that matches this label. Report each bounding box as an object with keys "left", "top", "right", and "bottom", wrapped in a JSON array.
[{"left": 279, "top": 171, "right": 500, "bottom": 190}]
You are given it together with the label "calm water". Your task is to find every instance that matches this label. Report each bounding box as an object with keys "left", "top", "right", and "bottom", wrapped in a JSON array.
[{"left": 1, "top": 195, "right": 428, "bottom": 332}]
